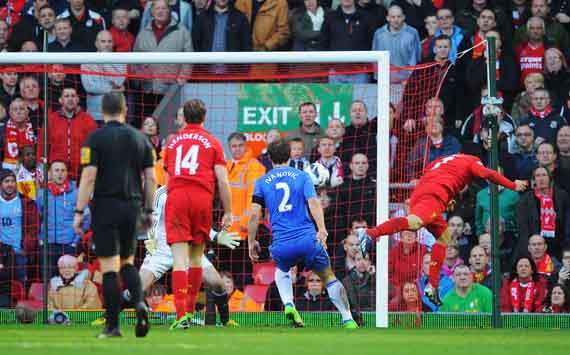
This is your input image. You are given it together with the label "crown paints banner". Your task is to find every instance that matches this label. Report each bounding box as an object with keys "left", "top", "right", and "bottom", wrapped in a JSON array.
[{"left": 238, "top": 83, "right": 353, "bottom": 132}]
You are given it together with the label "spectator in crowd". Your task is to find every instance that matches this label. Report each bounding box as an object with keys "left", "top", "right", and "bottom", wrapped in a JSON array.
[
  {"left": 389, "top": 280, "right": 424, "bottom": 312},
  {"left": 509, "top": 0, "right": 531, "bottom": 31},
  {"left": 511, "top": 124, "right": 538, "bottom": 180},
  {"left": 38, "top": 87, "right": 97, "bottom": 180},
  {"left": 48, "top": 64, "right": 85, "bottom": 112},
  {"left": 333, "top": 233, "right": 361, "bottom": 279},
  {"left": 1, "top": 98, "right": 36, "bottom": 171},
  {"left": 429, "top": 7, "right": 466, "bottom": 61},
  {"left": 36, "top": 5, "right": 57, "bottom": 46},
  {"left": 515, "top": 17, "right": 547, "bottom": 83},
  {"left": 289, "top": 0, "right": 327, "bottom": 51},
  {"left": 514, "top": 0, "right": 570, "bottom": 50},
  {"left": 392, "top": 0, "right": 434, "bottom": 39},
  {"left": 264, "top": 266, "right": 303, "bottom": 311},
  {"left": 288, "top": 137, "right": 311, "bottom": 171},
  {"left": 320, "top": 0, "right": 375, "bottom": 82},
  {"left": 557, "top": 126, "right": 570, "bottom": 171},
  {"left": 420, "top": 14, "right": 438, "bottom": 60},
  {"left": 140, "top": 0, "right": 193, "bottom": 34},
  {"left": 543, "top": 283, "right": 570, "bottom": 313},
  {"left": 356, "top": 0, "right": 386, "bottom": 29},
  {"left": 475, "top": 170, "right": 520, "bottom": 236},
  {"left": 81, "top": 30, "right": 127, "bottom": 123},
  {"left": 290, "top": 102, "right": 324, "bottom": 157},
  {"left": 335, "top": 153, "right": 376, "bottom": 227},
  {"left": 372, "top": 4, "right": 421, "bottom": 67},
  {"left": 469, "top": 245, "right": 493, "bottom": 289},
  {"left": 48, "top": 254, "right": 101, "bottom": 310},
  {"left": 517, "top": 166, "right": 568, "bottom": 259},
  {"left": 535, "top": 141, "right": 570, "bottom": 192},
  {"left": 0, "top": 19, "right": 7, "bottom": 52},
  {"left": 8, "top": 0, "right": 53, "bottom": 51},
  {"left": 544, "top": 47, "right": 570, "bottom": 108},
  {"left": 315, "top": 136, "right": 344, "bottom": 188},
  {"left": 522, "top": 89, "right": 567, "bottom": 145},
  {"left": 501, "top": 255, "right": 548, "bottom": 312},
  {"left": 342, "top": 251, "right": 375, "bottom": 323},
  {"left": 442, "top": 242, "right": 463, "bottom": 277},
  {"left": 0, "top": 71, "right": 19, "bottom": 109},
  {"left": 418, "top": 252, "right": 454, "bottom": 312},
  {"left": 457, "top": 1, "right": 509, "bottom": 42},
  {"left": 133, "top": 0, "right": 193, "bottom": 118},
  {"left": 235, "top": 0, "right": 289, "bottom": 51},
  {"left": 297, "top": 271, "right": 335, "bottom": 311},
  {"left": 221, "top": 271, "right": 262, "bottom": 312},
  {"left": 109, "top": 7, "right": 134, "bottom": 52},
  {"left": 478, "top": 232, "right": 492, "bottom": 258},
  {"left": 465, "top": 31, "right": 519, "bottom": 112},
  {"left": 0, "top": 169, "right": 39, "bottom": 285},
  {"left": 19, "top": 76, "right": 42, "bottom": 131},
  {"left": 226, "top": 131, "right": 265, "bottom": 240},
  {"left": 36, "top": 161, "right": 87, "bottom": 277},
  {"left": 388, "top": 230, "right": 427, "bottom": 289},
  {"left": 258, "top": 128, "right": 281, "bottom": 172},
  {"left": 15, "top": 145, "right": 44, "bottom": 200},
  {"left": 558, "top": 247, "right": 570, "bottom": 289},
  {"left": 511, "top": 72, "right": 545, "bottom": 124},
  {"left": 57, "top": 0, "right": 105, "bottom": 51},
  {"left": 141, "top": 116, "right": 162, "bottom": 158},
  {"left": 447, "top": 215, "right": 471, "bottom": 262},
  {"left": 192, "top": 0, "right": 251, "bottom": 52},
  {"left": 440, "top": 264, "right": 493, "bottom": 312},
  {"left": 339, "top": 100, "right": 377, "bottom": 170},
  {"left": 48, "top": 18, "right": 83, "bottom": 52},
  {"left": 309, "top": 118, "right": 345, "bottom": 162},
  {"left": 19, "top": 39, "right": 37, "bottom": 52},
  {"left": 560, "top": 93, "right": 570, "bottom": 122},
  {"left": 527, "top": 234, "right": 561, "bottom": 279}
]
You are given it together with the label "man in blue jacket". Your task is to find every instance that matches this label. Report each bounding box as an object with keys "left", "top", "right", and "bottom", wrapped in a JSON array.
[{"left": 36, "top": 160, "right": 89, "bottom": 277}]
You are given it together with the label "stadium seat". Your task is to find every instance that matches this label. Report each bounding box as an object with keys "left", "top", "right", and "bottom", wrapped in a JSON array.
[
  {"left": 252, "top": 262, "right": 276, "bottom": 285},
  {"left": 244, "top": 285, "right": 269, "bottom": 304},
  {"left": 28, "top": 283, "right": 44, "bottom": 302}
]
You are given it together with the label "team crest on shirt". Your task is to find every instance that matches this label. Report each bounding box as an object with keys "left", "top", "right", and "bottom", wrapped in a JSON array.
[{"left": 80, "top": 147, "right": 91, "bottom": 165}]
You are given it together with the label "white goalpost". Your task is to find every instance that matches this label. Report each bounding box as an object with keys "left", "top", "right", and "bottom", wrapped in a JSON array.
[{"left": 0, "top": 51, "right": 391, "bottom": 328}]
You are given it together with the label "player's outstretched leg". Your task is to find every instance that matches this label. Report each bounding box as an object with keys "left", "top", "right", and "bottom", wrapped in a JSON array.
[
  {"left": 186, "top": 243, "right": 205, "bottom": 318},
  {"left": 314, "top": 268, "right": 358, "bottom": 329},
  {"left": 424, "top": 220, "right": 452, "bottom": 307},
  {"left": 170, "top": 242, "right": 191, "bottom": 330},
  {"left": 120, "top": 262, "right": 149, "bottom": 337},
  {"left": 275, "top": 268, "right": 304, "bottom": 327},
  {"left": 366, "top": 216, "right": 413, "bottom": 240}
]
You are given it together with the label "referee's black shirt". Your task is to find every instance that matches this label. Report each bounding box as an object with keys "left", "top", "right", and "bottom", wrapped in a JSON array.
[{"left": 80, "top": 121, "right": 155, "bottom": 201}]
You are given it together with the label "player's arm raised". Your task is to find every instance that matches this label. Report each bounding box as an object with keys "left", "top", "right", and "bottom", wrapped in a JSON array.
[
  {"left": 307, "top": 197, "right": 328, "bottom": 248},
  {"left": 471, "top": 161, "right": 528, "bottom": 192},
  {"left": 215, "top": 165, "right": 233, "bottom": 230},
  {"left": 247, "top": 202, "right": 262, "bottom": 262}
]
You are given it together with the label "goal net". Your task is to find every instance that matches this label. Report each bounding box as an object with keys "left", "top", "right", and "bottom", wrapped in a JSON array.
[{"left": 0, "top": 52, "right": 454, "bottom": 328}]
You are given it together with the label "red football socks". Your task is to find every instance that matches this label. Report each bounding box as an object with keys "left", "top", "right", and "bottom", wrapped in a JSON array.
[
  {"left": 187, "top": 267, "right": 203, "bottom": 314},
  {"left": 172, "top": 270, "right": 188, "bottom": 320},
  {"left": 428, "top": 243, "right": 446, "bottom": 289},
  {"left": 367, "top": 217, "right": 410, "bottom": 239}
]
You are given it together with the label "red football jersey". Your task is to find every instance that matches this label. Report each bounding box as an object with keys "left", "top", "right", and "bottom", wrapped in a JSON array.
[
  {"left": 516, "top": 42, "right": 545, "bottom": 82},
  {"left": 418, "top": 154, "right": 517, "bottom": 204},
  {"left": 164, "top": 124, "right": 226, "bottom": 195}
]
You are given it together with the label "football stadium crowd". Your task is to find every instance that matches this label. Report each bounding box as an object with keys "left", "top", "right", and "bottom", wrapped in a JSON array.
[{"left": 1, "top": 0, "right": 570, "bottom": 324}]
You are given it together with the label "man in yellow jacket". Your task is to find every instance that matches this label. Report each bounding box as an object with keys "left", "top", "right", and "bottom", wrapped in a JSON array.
[{"left": 226, "top": 132, "right": 266, "bottom": 240}]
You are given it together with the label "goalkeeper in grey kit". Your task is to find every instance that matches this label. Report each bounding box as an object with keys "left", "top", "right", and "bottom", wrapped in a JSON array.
[{"left": 140, "top": 185, "right": 240, "bottom": 327}]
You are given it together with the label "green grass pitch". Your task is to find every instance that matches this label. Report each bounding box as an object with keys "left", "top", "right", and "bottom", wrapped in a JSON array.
[{"left": 0, "top": 325, "right": 566, "bottom": 355}]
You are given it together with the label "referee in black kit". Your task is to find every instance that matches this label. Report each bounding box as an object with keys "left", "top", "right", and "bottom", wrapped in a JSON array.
[{"left": 73, "top": 92, "right": 156, "bottom": 338}]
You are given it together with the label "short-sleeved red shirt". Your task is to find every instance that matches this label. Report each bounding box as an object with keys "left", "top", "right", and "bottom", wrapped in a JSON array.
[{"left": 164, "top": 124, "right": 226, "bottom": 195}]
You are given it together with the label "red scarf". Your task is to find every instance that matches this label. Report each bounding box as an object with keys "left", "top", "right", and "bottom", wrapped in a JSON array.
[
  {"left": 530, "top": 104, "right": 553, "bottom": 119},
  {"left": 473, "top": 33, "right": 485, "bottom": 59},
  {"left": 510, "top": 279, "right": 537, "bottom": 312},
  {"left": 534, "top": 188, "right": 556, "bottom": 239},
  {"left": 3, "top": 119, "right": 35, "bottom": 165},
  {"left": 536, "top": 253, "right": 554, "bottom": 275},
  {"left": 472, "top": 266, "right": 490, "bottom": 283},
  {"left": 47, "top": 180, "right": 70, "bottom": 196}
]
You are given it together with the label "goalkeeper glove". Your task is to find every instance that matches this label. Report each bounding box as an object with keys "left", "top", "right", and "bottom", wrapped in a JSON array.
[
  {"left": 144, "top": 234, "right": 157, "bottom": 255},
  {"left": 215, "top": 230, "right": 241, "bottom": 249}
]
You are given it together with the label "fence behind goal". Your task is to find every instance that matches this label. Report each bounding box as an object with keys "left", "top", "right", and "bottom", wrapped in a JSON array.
[{"left": 0, "top": 52, "right": 567, "bottom": 329}]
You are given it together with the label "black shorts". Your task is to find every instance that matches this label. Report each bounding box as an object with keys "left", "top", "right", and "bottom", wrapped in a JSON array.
[{"left": 91, "top": 198, "right": 140, "bottom": 258}]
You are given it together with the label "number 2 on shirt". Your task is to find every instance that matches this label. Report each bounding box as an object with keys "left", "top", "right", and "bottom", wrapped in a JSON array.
[
  {"left": 175, "top": 145, "right": 200, "bottom": 176},
  {"left": 276, "top": 182, "right": 293, "bottom": 212}
]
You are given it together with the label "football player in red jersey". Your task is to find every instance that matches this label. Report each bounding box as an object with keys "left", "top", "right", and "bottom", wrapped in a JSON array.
[
  {"left": 359, "top": 154, "right": 527, "bottom": 305},
  {"left": 163, "top": 99, "right": 232, "bottom": 329}
]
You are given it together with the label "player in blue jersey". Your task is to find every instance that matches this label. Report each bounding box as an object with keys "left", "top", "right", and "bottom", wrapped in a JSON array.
[{"left": 248, "top": 139, "right": 358, "bottom": 329}]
